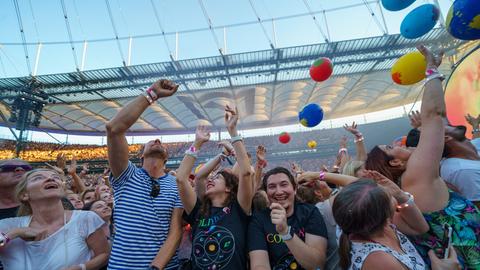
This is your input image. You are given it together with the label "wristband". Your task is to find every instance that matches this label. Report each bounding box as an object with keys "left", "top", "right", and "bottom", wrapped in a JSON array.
[
  {"left": 78, "top": 264, "right": 86, "bottom": 270},
  {"left": 147, "top": 87, "right": 159, "bottom": 101},
  {"left": 396, "top": 192, "right": 414, "bottom": 211},
  {"left": 425, "top": 68, "right": 439, "bottom": 76},
  {"left": 319, "top": 171, "right": 326, "bottom": 181},
  {"left": 280, "top": 226, "right": 294, "bottom": 241},
  {"left": 0, "top": 232, "right": 10, "bottom": 247},
  {"left": 424, "top": 73, "right": 445, "bottom": 85},
  {"left": 185, "top": 145, "right": 198, "bottom": 158},
  {"left": 354, "top": 137, "right": 364, "bottom": 143},
  {"left": 353, "top": 132, "right": 363, "bottom": 138},
  {"left": 257, "top": 160, "right": 267, "bottom": 169},
  {"left": 338, "top": 148, "right": 348, "bottom": 154},
  {"left": 231, "top": 135, "right": 243, "bottom": 144},
  {"left": 142, "top": 92, "right": 154, "bottom": 105}
]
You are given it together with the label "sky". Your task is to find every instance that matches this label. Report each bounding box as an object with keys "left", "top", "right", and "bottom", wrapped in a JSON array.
[{"left": 0, "top": 0, "right": 451, "bottom": 144}]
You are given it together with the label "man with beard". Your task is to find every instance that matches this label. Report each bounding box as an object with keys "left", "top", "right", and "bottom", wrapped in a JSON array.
[{"left": 106, "top": 79, "right": 183, "bottom": 270}]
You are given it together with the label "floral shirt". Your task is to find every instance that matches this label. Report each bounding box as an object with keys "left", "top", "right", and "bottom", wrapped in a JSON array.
[{"left": 410, "top": 191, "right": 480, "bottom": 269}]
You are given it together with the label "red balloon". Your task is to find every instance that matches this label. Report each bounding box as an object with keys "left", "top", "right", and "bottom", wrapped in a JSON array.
[
  {"left": 309, "top": 57, "right": 333, "bottom": 82},
  {"left": 278, "top": 132, "right": 291, "bottom": 144}
]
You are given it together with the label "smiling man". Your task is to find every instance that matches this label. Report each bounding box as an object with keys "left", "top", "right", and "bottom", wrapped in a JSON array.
[
  {"left": 248, "top": 167, "right": 328, "bottom": 270},
  {"left": 106, "top": 79, "right": 183, "bottom": 270}
]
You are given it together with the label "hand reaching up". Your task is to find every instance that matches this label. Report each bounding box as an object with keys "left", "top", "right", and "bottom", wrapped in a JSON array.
[
  {"left": 150, "top": 79, "right": 179, "bottom": 98},
  {"left": 417, "top": 45, "right": 444, "bottom": 69},
  {"left": 194, "top": 125, "right": 211, "bottom": 148},
  {"left": 409, "top": 110, "right": 422, "bottom": 129},
  {"left": 224, "top": 105, "right": 239, "bottom": 137},
  {"left": 465, "top": 113, "right": 480, "bottom": 129}
]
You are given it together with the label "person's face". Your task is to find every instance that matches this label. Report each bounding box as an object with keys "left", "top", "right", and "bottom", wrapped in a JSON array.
[
  {"left": 83, "top": 191, "right": 95, "bottom": 205},
  {"left": 142, "top": 139, "right": 168, "bottom": 160},
  {"left": 265, "top": 173, "right": 295, "bottom": 212},
  {"left": 205, "top": 173, "right": 229, "bottom": 198},
  {"left": 0, "top": 161, "right": 31, "bottom": 188},
  {"left": 98, "top": 185, "right": 110, "bottom": 194},
  {"left": 100, "top": 192, "right": 114, "bottom": 205},
  {"left": 445, "top": 125, "right": 467, "bottom": 142},
  {"left": 91, "top": 200, "right": 112, "bottom": 221},
  {"left": 67, "top": 193, "right": 84, "bottom": 209},
  {"left": 22, "top": 170, "right": 64, "bottom": 202},
  {"left": 379, "top": 144, "right": 414, "bottom": 163}
]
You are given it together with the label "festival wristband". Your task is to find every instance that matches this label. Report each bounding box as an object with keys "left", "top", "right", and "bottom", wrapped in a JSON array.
[
  {"left": 319, "top": 171, "right": 326, "bottom": 181},
  {"left": 147, "top": 87, "right": 159, "bottom": 101},
  {"left": 142, "top": 92, "right": 154, "bottom": 104},
  {"left": 231, "top": 135, "right": 243, "bottom": 144}
]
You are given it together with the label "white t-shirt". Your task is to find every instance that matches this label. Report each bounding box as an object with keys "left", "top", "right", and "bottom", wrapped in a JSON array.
[
  {"left": 0, "top": 210, "right": 104, "bottom": 270},
  {"left": 440, "top": 138, "right": 480, "bottom": 202}
]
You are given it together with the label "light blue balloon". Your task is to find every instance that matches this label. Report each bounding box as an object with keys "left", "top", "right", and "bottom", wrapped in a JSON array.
[
  {"left": 401, "top": 4, "right": 440, "bottom": 39},
  {"left": 381, "top": 0, "right": 416, "bottom": 11}
]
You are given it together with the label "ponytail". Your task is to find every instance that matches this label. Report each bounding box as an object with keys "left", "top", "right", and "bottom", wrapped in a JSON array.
[{"left": 339, "top": 232, "right": 352, "bottom": 270}]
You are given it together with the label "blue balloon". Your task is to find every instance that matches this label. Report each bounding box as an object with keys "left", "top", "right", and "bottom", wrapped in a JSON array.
[
  {"left": 446, "top": 0, "right": 480, "bottom": 41},
  {"left": 401, "top": 4, "right": 440, "bottom": 39},
  {"left": 299, "top": 103, "right": 324, "bottom": 128},
  {"left": 381, "top": 0, "right": 416, "bottom": 11}
]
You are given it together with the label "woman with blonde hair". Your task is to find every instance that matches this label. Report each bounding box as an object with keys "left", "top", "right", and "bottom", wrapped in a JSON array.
[{"left": 0, "top": 168, "right": 109, "bottom": 270}]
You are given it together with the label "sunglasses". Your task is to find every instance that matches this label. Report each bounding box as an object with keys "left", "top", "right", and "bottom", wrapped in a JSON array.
[
  {"left": 0, "top": 164, "right": 32, "bottom": 173},
  {"left": 150, "top": 179, "right": 160, "bottom": 198}
]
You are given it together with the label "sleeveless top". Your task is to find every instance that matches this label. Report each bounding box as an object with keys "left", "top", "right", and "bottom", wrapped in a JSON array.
[
  {"left": 410, "top": 191, "right": 480, "bottom": 269},
  {"left": 349, "top": 227, "right": 426, "bottom": 270}
]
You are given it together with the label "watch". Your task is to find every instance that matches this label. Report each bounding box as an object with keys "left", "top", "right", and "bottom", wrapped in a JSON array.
[{"left": 280, "top": 226, "right": 294, "bottom": 241}]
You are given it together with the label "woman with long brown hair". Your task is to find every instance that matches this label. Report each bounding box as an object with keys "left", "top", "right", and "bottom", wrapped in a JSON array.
[
  {"left": 175, "top": 105, "right": 254, "bottom": 270},
  {"left": 0, "top": 168, "right": 109, "bottom": 270}
]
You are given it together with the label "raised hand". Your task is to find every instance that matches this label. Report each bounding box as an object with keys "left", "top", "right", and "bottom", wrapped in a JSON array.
[
  {"left": 465, "top": 113, "right": 480, "bottom": 129},
  {"left": 270, "top": 203, "right": 288, "bottom": 235},
  {"left": 339, "top": 136, "right": 347, "bottom": 149},
  {"left": 256, "top": 145, "right": 266, "bottom": 162},
  {"left": 194, "top": 125, "right": 211, "bottom": 147},
  {"left": 224, "top": 105, "right": 239, "bottom": 137},
  {"left": 218, "top": 140, "right": 235, "bottom": 156},
  {"left": 297, "top": 171, "right": 320, "bottom": 186},
  {"left": 291, "top": 162, "right": 303, "bottom": 175},
  {"left": 417, "top": 44, "right": 443, "bottom": 69},
  {"left": 409, "top": 110, "right": 422, "bottom": 129},
  {"left": 150, "top": 79, "right": 179, "bottom": 98},
  {"left": 364, "top": 170, "right": 407, "bottom": 203},
  {"left": 343, "top": 121, "right": 360, "bottom": 136},
  {"left": 67, "top": 156, "right": 77, "bottom": 176},
  {"left": 56, "top": 153, "right": 66, "bottom": 170}
]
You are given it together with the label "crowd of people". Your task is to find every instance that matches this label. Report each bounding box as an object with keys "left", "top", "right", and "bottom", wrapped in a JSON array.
[{"left": 0, "top": 45, "right": 479, "bottom": 270}]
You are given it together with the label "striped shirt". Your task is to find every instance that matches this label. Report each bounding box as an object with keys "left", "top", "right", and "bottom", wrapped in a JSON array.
[{"left": 108, "top": 161, "right": 183, "bottom": 270}]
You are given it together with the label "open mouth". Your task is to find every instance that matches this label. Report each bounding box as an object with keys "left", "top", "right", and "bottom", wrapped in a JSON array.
[
  {"left": 273, "top": 194, "right": 288, "bottom": 202},
  {"left": 44, "top": 183, "right": 59, "bottom": 190}
]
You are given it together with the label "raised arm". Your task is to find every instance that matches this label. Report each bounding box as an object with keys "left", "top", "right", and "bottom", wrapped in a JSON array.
[
  {"left": 106, "top": 80, "right": 178, "bottom": 178},
  {"left": 176, "top": 125, "right": 211, "bottom": 214},
  {"left": 68, "top": 156, "right": 86, "bottom": 194},
  {"left": 254, "top": 145, "right": 267, "bottom": 191},
  {"left": 225, "top": 105, "right": 254, "bottom": 214},
  {"left": 466, "top": 113, "right": 480, "bottom": 139},
  {"left": 402, "top": 46, "right": 448, "bottom": 197},
  {"left": 297, "top": 171, "right": 357, "bottom": 187},
  {"left": 194, "top": 153, "right": 223, "bottom": 200},
  {"left": 344, "top": 122, "right": 367, "bottom": 161}
]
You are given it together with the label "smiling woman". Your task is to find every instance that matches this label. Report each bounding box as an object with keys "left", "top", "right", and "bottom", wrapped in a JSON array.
[{"left": 0, "top": 168, "right": 110, "bottom": 270}]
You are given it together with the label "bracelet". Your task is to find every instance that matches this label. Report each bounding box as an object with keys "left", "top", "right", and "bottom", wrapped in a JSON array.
[
  {"left": 338, "top": 148, "right": 348, "bottom": 154},
  {"left": 424, "top": 73, "right": 445, "bottom": 85},
  {"left": 231, "top": 135, "right": 243, "bottom": 144},
  {"left": 354, "top": 137, "right": 364, "bottom": 143},
  {"left": 353, "top": 132, "right": 363, "bottom": 138},
  {"left": 78, "top": 264, "right": 86, "bottom": 270},
  {"left": 257, "top": 160, "right": 267, "bottom": 169},
  {"left": 319, "top": 171, "right": 326, "bottom": 181},
  {"left": 147, "top": 87, "right": 159, "bottom": 101},
  {"left": 0, "top": 232, "right": 11, "bottom": 247},
  {"left": 396, "top": 192, "right": 414, "bottom": 211},
  {"left": 425, "top": 68, "right": 439, "bottom": 76},
  {"left": 142, "top": 92, "right": 154, "bottom": 104}
]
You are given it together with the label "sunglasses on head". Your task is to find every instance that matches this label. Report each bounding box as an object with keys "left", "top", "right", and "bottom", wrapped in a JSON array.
[
  {"left": 150, "top": 179, "right": 160, "bottom": 198},
  {"left": 0, "top": 164, "right": 32, "bottom": 173}
]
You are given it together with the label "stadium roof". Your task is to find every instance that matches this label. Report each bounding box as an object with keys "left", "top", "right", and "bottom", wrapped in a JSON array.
[{"left": 0, "top": 28, "right": 465, "bottom": 135}]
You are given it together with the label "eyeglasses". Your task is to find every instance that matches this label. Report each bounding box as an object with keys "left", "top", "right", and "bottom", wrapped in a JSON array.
[
  {"left": 150, "top": 179, "right": 160, "bottom": 198},
  {"left": 0, "top": 164, "right": 32, "bottom": 173}
]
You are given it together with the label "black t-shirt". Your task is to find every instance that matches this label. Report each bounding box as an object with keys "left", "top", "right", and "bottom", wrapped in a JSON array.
[
  {"left": 248, "top": 202, "right": 328, "bottom": 270},
  {"left": 183, "top": 199, "right": 249, "bottom": 270}
]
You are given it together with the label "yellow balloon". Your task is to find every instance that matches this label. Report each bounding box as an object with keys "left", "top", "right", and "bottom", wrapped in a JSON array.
[
  {"left": 391, "top": 51, "right": 427, "bottom": 85},
  {"left": 307, "top": 140, "right": 317, "bottom": 148}
]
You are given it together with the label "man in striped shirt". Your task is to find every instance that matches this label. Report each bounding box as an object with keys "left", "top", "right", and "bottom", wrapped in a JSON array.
[{"left": 106, "top": 79, "right": 183, "bottom": 270}]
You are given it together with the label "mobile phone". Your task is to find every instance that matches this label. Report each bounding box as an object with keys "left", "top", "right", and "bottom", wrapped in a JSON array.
[{"left": 441, "top": 224, "right": 453, "bottom": 259}]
